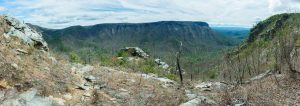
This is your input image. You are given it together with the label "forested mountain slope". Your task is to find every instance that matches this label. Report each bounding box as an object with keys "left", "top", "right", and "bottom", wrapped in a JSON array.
[
  {"left": 218, "top": 13, "right": 300, "bottom": 105},
  {"left": 30, "top": 21, "right": 240, "bottom": 79}
]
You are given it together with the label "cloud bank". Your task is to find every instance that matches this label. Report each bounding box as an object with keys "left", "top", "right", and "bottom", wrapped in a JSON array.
[{"left": 0, "top": 0, "right": 299, "bottom": 29}]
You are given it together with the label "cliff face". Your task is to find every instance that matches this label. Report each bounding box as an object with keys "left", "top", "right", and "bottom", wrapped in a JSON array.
[
  {"left": 36, "top": 21, "right": 226, "bottom": 52},
  {"left": 30, "top": 21, "right": 236, "bottom": 73},
  {"left": 247, "top": 14, "right": 290, "bottom": 43}
]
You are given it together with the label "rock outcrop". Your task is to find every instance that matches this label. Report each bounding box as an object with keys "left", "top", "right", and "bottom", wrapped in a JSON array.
[
  {"left": 0, "top": 16, "right": 48, "bottom": 51},
  {"left": 119, "top": 47, "right": 170, "bottom": 70},
  {"left": 120, "top": 47, "right": 149, "bottom": 59},
  {"left": 155, "top": 58, "right": 169, "bottom": 69},
  {"left": 1, "top": 88, "right": 55, "bottom": 106}
]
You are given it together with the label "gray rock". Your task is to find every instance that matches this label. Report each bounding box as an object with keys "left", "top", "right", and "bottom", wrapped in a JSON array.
[
  {"left": 155, "top": 58, "right": 169, "bottom": 69},
  {"left": 180, "top": 95, "right": 216, "bottom": 106},
  {"left": 122, "top": 47, "right": 149, "bottom": 58},
  {"left": 16, "top": 49, "right": 28, "bottom": 54},
  {"left": 1, "top": 88, "right": 54, "bottom": 106},
  {"left": 231, "top": 98, "right": 246, "bottom": 106},
  {"left": 11, "top": 63, "right": 18, "bottom": 69},
  {"left": 48, "top": 56, "right": 57, "bottom": 64},
  {"left": 180, "top": 98, "right": 201, "bottom": 106},
  {"left": 119, "top": 88, "right": 128, "bottom": 92},
  {"left": 26, "top": 97, "right": 53, "bottom": 106},
  {"left": 195, "top": 82, "right": 228, "bottom": 91},
  {"left": 197, "top": 95, "right": 216, "bottom": 104},
  {"left": 186, "top": 94, "right": 197, "bottom": 100},
  {"left": 94, "top": 83, "right": 107, "bottom": 89},
  {"left": 75, "top": 83, "right": 91, "bottom": 90},
  {"left": 19, "top": 88, "right": 37, "bottom": 102},
  {"left": 84, "top": 75, "right": 96, "bottom": 82},
  {"left": 3, "top": 16, "right": 48, "bottom": 51},
  {"left": 83, "top": 92, "right": 92, "bottom": 97}
]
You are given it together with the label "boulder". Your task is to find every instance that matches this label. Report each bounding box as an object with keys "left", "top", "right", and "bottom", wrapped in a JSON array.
[
  {"left": 231, "top": 98, "right": 246, "bottom": 106},
  {"left": 154, "top": 58, "right": 169, "bottom": 69},
  {"left": 1, "top": 88, "right": 55, "bottom": 106},
  {"left": 195, "top": 82, "right": 228, "bottom": 91},
  {"left": 180, "top": 98, "right": 202, "bottom": 106},
  {"left": 75, "top": 83, "right": 91, "bottom": 90},
  {"left": 121, "top": 47, "right": 149, "bottom": 58},
  {"left": 84, "top": 75, "right": 96, "bottom": 82},
  {"left": 2, "top": 16, "right": 48, "bottom": 51},
  {"left": 19, "top": 88, "right": 37, "bottom": 102},
  {"left": 49, "top": 96, "right": 65, "bottom": 106},
  {"left": 186, "top": 94, "right": 197, "bottom": 100}
]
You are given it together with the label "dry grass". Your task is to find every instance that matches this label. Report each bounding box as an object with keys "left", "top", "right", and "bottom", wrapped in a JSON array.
[
  {"left": 218, "top": 74, "right": 300, "bottom": 106},
  {"left": 0, "top": 33, "right": 186, "bottom": 105},
  {"left": 83, "top": 67, "right": 186, "bottom": 106}
]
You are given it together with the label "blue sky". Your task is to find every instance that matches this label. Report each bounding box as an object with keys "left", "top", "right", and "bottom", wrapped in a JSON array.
[{"left": 0, "top": 0, "right": 299, "bottom": 29}]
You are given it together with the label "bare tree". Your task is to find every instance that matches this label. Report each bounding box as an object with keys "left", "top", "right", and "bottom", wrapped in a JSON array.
[{"left": 176, "top": 41, "right": 183, "bottom": 85}]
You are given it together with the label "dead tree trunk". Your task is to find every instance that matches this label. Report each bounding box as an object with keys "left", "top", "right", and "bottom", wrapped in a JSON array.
[{"left": 177, "top": 41, "right": 183, "bottom": 85}]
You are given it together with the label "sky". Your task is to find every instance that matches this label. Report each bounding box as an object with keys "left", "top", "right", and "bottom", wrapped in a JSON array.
[{"left": 0, "top": 0, "right": 299, "bottom": 29}]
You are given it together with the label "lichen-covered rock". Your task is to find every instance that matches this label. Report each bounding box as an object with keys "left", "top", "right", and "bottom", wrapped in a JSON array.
[
  {"left": 0, "top": 16, "right": 48, "bottom": 51},
  {"left": 155, "top": 58, "right": 169, "bottom": 69},
  {"left": 1, "top": 88, "right": 56, "bottom": 106},
  {"left": 121, "top": 47, "right": 149, "bottom": 59}
]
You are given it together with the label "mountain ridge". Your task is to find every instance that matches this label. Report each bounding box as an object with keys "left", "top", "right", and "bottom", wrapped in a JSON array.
[
  {"left": 29, "top": 20, "right": 239, "bottom": 79},
  {"left": 30, "top": 21, "right": 210, "bottom": 30}
]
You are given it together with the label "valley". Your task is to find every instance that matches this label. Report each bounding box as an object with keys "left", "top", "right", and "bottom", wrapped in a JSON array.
[
  {"left": 0, "top": 2, "right": 299, "bottom": 105},
  {"left": 30, "top": 21, "right": 248, "bottom": 80}
]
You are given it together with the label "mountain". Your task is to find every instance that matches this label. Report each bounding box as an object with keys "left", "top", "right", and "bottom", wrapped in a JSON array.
[
  {"left": 218, "top": 13, "right": 300, "bottom": 106},
  {"left": 1, "top": 14, "right": 300, "bottom": 106},
  {"left": 212, "top": 26, "right": 249, "bottom": 41},
  {"left": 0, "top": 16, "right": 189, "bottom": 106},
  {"left": 33, "top": 21, "right": 236, "bottom": 53},
  {"left": 222, "top": 13, "right": 300, "bottom": 81},
  {"left": 30, "top": 21, "right": 240, "bottom": 79}
]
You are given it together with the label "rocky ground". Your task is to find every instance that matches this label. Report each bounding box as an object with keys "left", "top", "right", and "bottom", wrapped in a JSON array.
[
  {"left": 0, "top": 15, "right": 189, "bottom": 106},
  {"left": 0, "top": 15, "right": 299, "bottom": 106}
]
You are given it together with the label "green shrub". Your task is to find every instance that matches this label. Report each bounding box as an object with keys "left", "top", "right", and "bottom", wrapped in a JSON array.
[
  {"left": 117, "top": 50, "right": 129, "bottom": 57},
  {"left": 69, "top": 52, "right": 82, "bottom": 63},
  {"left": 142, "top": 65, "right": 156, "bottom": 73},
  {"left": 165, "top": 73, "right": 178, "bottom": 81},
  {"left": 209, "top": 72, "right": 217, "bottom": 79}
]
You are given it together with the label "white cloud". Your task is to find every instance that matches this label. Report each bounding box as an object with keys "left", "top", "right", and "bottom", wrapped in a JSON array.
[
  {"left": 1, "top": 0, "right": 300, "bottom": 28},
  {"left": 0, "top": 6, "right": 5, "bottom": 11}
]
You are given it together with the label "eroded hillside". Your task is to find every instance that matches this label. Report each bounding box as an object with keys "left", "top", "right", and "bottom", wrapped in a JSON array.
[
  {"left": 0, "top": 16, "right": 191, "bottom": 106},
  {"left": 219, "top": 13, "right": 300, "bottom": 105},
  {"left": 30, "top": 21, "right": 239, "bottom": 80}
]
